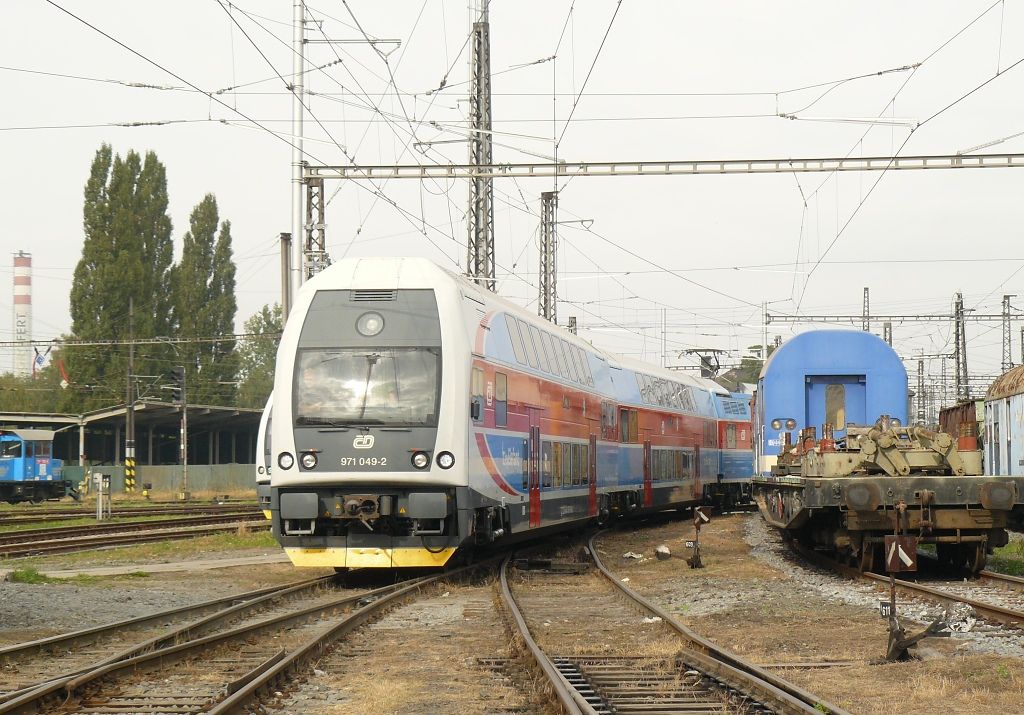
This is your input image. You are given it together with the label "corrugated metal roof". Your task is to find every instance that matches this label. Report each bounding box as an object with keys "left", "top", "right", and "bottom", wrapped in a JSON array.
[{"left": 986, "top": 365, "right": 1024, "bottom": 400}]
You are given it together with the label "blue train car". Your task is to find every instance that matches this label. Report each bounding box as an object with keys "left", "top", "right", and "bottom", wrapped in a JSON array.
[
  {"left": 704, "top": 392, "right": 753, "bottom": 507},
  {"left": 753, "top": 330, "right": 908, "bottom": 476},
  {"left": 0, "top": 429, "right": 69, "bottom": 504}
]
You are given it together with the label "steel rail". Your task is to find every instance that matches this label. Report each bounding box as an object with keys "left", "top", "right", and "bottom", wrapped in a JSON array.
[
  {"left": 0, "top": 504, "right": 260, "bottom": 527},
  {"left": 0, "top": 574, "right": 335, "bottom": 704},
  {"left": 497, "top": 555, "right": 598, "bottom": 715},
  {"left": 0, "top": 577, "right": 428, "bottom": 715},
  {"left": 589, "top": 533, "right": 852, "bottom": 715},
  {"left": 207, "top": 556, "right": 506, "bottom": 714},
  {"left": 0, "top": 522, "right": 270, "bottom": 558},
  {"left": 796, "top": 545, "right": 1024, "bottom": 628},
  {"left": 0, "top": 512, "right": 258, "bottom": 544}
]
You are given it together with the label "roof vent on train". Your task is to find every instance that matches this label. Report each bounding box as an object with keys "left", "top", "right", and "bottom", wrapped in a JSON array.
[{"left": 351, "top": 289, "right": 397, "bottom": 302}]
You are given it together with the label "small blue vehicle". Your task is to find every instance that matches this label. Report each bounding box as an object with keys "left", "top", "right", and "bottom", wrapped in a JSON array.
[{"left": 0, "top": 429, "right": 69, "bottom": 504}]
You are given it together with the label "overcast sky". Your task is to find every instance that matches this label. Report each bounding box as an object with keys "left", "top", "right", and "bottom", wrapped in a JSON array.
[{"left": 3, "top": 1, "right": 1023, "bottom": 398}]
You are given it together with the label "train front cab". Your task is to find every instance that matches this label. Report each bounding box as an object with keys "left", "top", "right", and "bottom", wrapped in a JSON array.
[
  {"left": 270, "top": 275, "right": 481, "bottom": 570},
  {"left": 0, "top": 430, "right": 67, "bottom": 504}
]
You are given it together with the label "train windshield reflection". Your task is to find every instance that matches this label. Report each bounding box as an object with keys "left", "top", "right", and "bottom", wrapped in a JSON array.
[{"left": 294, "top": 347, "right": 440, "bottom": 427}]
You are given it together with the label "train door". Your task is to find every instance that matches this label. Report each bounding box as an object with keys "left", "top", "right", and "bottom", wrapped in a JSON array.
[
  {"left": 992, "top": 407, "right": 1002, "bottom": 474},
  {"left": 528, "top": 410, "right": 542, "bottom": 527},
  {"left": 642, "top": 440, "right": 653, "bottom": 507},
  {"left": 588, "top": 433, "right": 598, "bottom": 517},
  {"left": 805, "top": 376, "right": 865, "bottom": 436}
]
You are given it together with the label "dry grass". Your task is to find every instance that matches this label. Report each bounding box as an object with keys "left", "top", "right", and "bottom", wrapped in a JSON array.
[{"left": 784, "top": 656, "right": 1024, "bottom": 714}]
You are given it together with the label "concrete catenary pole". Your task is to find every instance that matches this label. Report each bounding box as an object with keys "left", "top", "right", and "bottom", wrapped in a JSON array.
[{"left": 290, "top": 0, "right": 306, "bottom": 306}]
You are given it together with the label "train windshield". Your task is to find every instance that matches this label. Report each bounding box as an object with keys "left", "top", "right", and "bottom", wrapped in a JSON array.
[
  {"left": 294, "top": 347, "right": 440, "bottom": 427},
  {"left": 0, "top": 441, "right": 21, "bottom": 458}
]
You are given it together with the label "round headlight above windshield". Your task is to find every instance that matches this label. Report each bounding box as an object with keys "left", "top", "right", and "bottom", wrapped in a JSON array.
[{"left": 356, "top": 312, "right": 385, "bottom": 337}]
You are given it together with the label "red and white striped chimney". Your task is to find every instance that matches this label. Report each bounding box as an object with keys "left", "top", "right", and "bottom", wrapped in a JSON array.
[{"left": 13, "top": 252, "right": 31, "bottom": 377}]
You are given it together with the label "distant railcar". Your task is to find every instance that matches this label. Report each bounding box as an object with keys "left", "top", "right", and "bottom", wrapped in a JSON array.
[
  {"left": 985, "top": 367, "right": 1024, "bottom": 476},
  {"left": 939, "top": 400, "right": 984, "bottom": 451},
  {"left": 268, "top": 257, "right": 735, "bottom": 570},
  {"left": 0, "top": 429, "right": 69, "bottom": 504},
  {"left": 704, "top": 391, "right": 753, "bottom": 507},
  {"left": 752, "top": 330, "right": 1022, "bottom": 573},
  {"left": 255, "top": 394, "right": 273, "bottom": 519}
]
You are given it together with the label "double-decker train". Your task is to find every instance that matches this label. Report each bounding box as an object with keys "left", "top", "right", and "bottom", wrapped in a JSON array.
[
  {"left": 0, "top": 429, "right": 68, "bottom": 504},
  {"left": 267, "top": 257, "right": 751, "bottom": 570}
]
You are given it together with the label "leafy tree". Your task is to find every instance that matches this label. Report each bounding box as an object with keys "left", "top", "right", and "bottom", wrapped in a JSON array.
[
  {"left": 235, "top": 304, "right": 282, "bottom": 408},
  {"left": 170, "top": 194, "right": 238, "bottom": 405},
  {"left": 65, "top": 145, "right": 174, "bottom": 411}
]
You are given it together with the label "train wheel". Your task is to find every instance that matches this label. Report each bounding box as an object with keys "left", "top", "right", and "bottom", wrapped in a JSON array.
[
  {"left": 967, "top": 545, "right": 987, "bottom": 574},
  {"left": 859, "top": 544, "right": 879, "bottom": 572}
]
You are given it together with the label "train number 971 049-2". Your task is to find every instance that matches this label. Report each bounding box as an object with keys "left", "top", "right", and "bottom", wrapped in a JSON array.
[{"left": 339, "top": 456, "right": 388, "bottom": 467}]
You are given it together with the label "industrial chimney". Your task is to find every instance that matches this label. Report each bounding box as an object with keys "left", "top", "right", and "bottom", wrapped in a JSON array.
[{"left": 13, "top": 252, "right": 31, "bottom": 376}]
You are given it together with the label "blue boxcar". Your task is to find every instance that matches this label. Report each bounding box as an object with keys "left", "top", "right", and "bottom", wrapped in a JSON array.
[
  {"left": 754, "top": 330, "right": 908, "bottom": 476},
  {"left": 0, "top": 429, "right": 68, "bottom": 504}
]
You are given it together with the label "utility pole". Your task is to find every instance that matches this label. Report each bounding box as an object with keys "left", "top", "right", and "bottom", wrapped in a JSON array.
[
  {"left": 883, "top": 321, "right": 892, "bottom": 346},
  {"left": 953, "top": 292, "right": 969, "bottom": 400},
  {"left": 466, "top": 0, "right": 495, "bottom": 290},
  {"left": 290, "top": 0, "right": 306, "bottom": 306},
  {"left": 1002, "top": 294, "right": 1016, "bottom": 372},
  {"left": 304, "top": 178, "right": 330, "bottom": 279},
  {"left": 862, "top": 287, "right": 870, "bottom": 331},
  {"left": 280, "top": 232, "right": 293, "bottom": 319},
  {"left": 916, "top": 359, "right": 925, "bottom": 426},
  {"left": 762, "top": 302, "right": 768, "bottom": 362},
  {"left": 538, "top": 190, "right": 558, "bottom": 323},
  {"left": 124, "top": 297, "right": 135, "bottom": 494}
]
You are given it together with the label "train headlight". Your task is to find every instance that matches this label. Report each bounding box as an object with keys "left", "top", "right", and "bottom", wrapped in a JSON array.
[
  {"left": 411, "top": 451, "right": 430, "bottom": 469},
  {"left": 300, "top": 452, "right": 318, "bottom": 470},
  {"left": 278, "top": 452, "right": 294, "bottom": 470},
  {"left": 356, "top": 311, "right": 385, "bottom": 337},
  {"left": 770, "top": 419, "right": 782, "bottom": 430},
  {"left": 437, "top": 451, "right": 455, "bottom": 469},
  {"left": 785, "top": 418, "right": 797, "bottom": 430}
]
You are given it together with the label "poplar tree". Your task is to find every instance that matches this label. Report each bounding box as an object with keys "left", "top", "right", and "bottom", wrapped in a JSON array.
[
  {"left": 235, "top": 304, "right": 283, "bottom": 408},
  {"left": 66, "top": 145, "right": 174, "bottom": 411},
  {"left": 171, "top": 194, "right": 238, "bottom": 405}
]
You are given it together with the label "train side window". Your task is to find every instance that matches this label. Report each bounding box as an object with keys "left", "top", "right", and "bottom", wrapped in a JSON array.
[
  {"left": 506, "top": 317, "right": 527, "bottom": 365},
  {"left": 1, "top": 442, "right": 20, "bottom": 458},
  {"left": 24, "top": 441, "right": 34, "bottom": 458},
  {"left": 495, "top": 372, "right": 508, "bottom": 427},
  {"left": 578, "top": 347, "right": 595, "bottom": 386},
  {"left": 681, "top": 451, "right": 691, "bottom": 478},
  {"left": 36, "top": 441, "right": 51, "bottom": 458},
  {"left": 620, "top": 409, "right": 630, "bottom": 442},
  {"left": 541, "top": 441, "right": 553, "bottom": 488},
  {"left": 629, "top": 410, "right": 639, "bottom": 442},
  {"left": 518, "top": 319, "right": 540, "bottom": 369},
  {"left": 552, "top": 443, "right": 562, "bottom": 488},
  {"left": 471, "top": 367, "right": 484, "bottom": 422},
  {"left": 675, "top": 450, "right": 683, "bottom": 479},
  {"left": 726, "top": 423, "right": 737, "bottom": 449},
  {"left": 825, "top": 384, "right": 846, "bottom": 429},
  {"left": 540, "top": 331, "right": 558, "bottom": 376},
  {"left": 562, "top": 443, "right": 573, "bottom": 487},
  {"left": 529, "top": 325, "right": 549, "bottom": 372}
]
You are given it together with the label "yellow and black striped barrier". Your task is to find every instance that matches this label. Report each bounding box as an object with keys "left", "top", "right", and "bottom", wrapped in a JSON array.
[{"left": 125, "top": 457, "right": 136, "bottom": 493}]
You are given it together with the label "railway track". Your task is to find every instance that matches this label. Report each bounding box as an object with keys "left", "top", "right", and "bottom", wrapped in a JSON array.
[
  {"left": 0, "top": 572, "right": 441, "bottom": 714},
  {"left": 0, "top": 574, "right": 335, "bottom": 704},
  {"left": 0, "top": 520, "right": 270, "bottom": 558},
  {"left": 0, "top": 504, "right": 259, "bottom": 528},
  {"left": 500, "top": 534, "right": 848, "bottom": 715},
  {"left": 795, "top": 545, "right": 1024, "bottom": 630}
]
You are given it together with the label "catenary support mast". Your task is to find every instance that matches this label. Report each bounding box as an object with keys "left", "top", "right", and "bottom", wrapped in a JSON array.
[{"left": 466, "top": 0, "right": 495, "bottom": 290}]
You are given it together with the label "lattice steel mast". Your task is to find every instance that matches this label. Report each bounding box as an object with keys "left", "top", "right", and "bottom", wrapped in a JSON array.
[
  {"left": 466, "top": 0, "right": 495, "bottom": 290},
  {"left": 1002, "top": 294, "right": 1016, "bottom": 372},
  {"left": 538, "top": 191, "right": 558, "bottom": 322}
]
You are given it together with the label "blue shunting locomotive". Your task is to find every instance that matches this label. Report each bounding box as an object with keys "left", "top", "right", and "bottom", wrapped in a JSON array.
[{"left": 0, "top": 429, "right": 68, "bottom": 504}]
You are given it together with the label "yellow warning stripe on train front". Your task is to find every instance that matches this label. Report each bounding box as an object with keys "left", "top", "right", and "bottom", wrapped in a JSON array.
[{"left": 285, "top": 546, "right": 456, "bottom": 569}]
